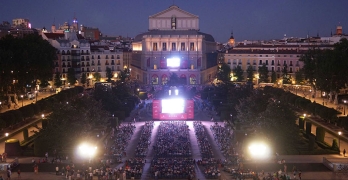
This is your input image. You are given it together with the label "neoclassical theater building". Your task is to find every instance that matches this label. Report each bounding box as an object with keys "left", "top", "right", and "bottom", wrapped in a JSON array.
[{"left": 131, "top": 5, "right": 218, "bottom": 85}]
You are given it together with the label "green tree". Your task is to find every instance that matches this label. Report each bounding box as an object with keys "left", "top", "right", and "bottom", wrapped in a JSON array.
[
  {"left": 216, "top": 63, "right": 231, "bottom": 83},
  {"left": 54, "top": 72, "right": 62, "bottom": 88},
  {"left": 271, "top": 71, "right": 277, "bottom": 83},
  {"left": 118, "top": 68, "right": 130, "bottom": 82},
  {"left": 167, "top": 73, "right": 180, "bottom": 86},
  {"left": 233, "top": 65, "right": 244, "bottom": 81},
  {"left": 258, "top": 63, "right": 269, "bottom": 83},
  {"left": 36, "top": 96, "right": 110, "bottom": 153},
  {"left": 67, "top": 68, "right": 76, "bottom": 85},
  {"left": 106, "top": 67, "right": 113, "bottom": 82},
  {"left": 0, "top": 34, "right": 56, "bottom": 94},
  {"left": 282, "top": 64, "right": 291, "bottom": 84},
  {"left": 81, "top": 73, "right": 87, "bottom": 86},
  {"left": 93, "top": 72, "right": 101, "bottom": 82},
  {"left": 246, "top": 65, "right": 254, "bottom": 82},
  {"left": 295, "top": 68, "right": 305, "bottom": 85}
]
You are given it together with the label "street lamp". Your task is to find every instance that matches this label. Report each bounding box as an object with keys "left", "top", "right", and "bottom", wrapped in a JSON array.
[
  {"left": 41, "top": 114, "right": 45, "bottom": 119},
  {"left": 20, "top": 95, "right": 24, "bottom": 107},
  {"left": 322, "top": 92, "right": 325, "bottom": 106},
  {"left": 35, "top": 90, "right": 38, "bottom": 102},
  {"left": 5, "top": 133, "right": 8, "bottom": 137},
  {"left": 338, "top": 131, "right": 342, "bottom": 154},
  {"left": 309, "top": 89, "right": 312, "bottom": 101},
  {"left": 344, "top": 100, "right": 346, "bottom": 115},
  {"left": 230, "top": 113, "right": 233, "bottom": 124}
]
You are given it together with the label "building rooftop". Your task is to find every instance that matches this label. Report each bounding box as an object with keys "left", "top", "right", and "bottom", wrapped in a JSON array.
[{"left": 134, "top": 30, "right": 215, "bottom": 42}]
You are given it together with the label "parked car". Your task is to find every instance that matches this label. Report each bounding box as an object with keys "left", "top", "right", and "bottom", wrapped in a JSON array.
[{"left": 27, "top": 92, "right": 34, "bottom": 100}]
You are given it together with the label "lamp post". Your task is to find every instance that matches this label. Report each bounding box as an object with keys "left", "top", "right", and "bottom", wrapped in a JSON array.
[
  {"left": 309, "top": 89, "right": 312, "bottom": 101},
  {"left": 230, "top": 113, "right": 233, "bottom": 124},
  {"left": 344, "top": 100, "right": 346, "bottom": 115},
  {"left": 322, "top": 92, "right": 325, "bottom": 106},
  {"left": 35, "top": 90, "right": 38, "bottom": 102},
  {"left": 338, "top": 131, "right": 342, "bottom": 154},
  {"left": 21, "top": 95, "right": 24, "bottom": 107}
]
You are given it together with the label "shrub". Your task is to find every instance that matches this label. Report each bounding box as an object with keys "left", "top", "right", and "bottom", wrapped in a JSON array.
[
  {"left": 23, "top": 128, "right": 29, "bottom": 141},
  {"left": 316, "top": 127, "right": 325, "bottom": 143},
  {"left": 298, "top": 118, "right": 304, "bottom": 130},
  {"left": 331, "top": 139, "right": 339, "bottom": 151},
  {"left": 305, "top": 122, "right": 312, "bottom": 135}
]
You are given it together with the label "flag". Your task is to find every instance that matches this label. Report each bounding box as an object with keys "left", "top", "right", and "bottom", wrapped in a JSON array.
[
  {"left": 147, "top": 57, "right": 150, "bottom": 67},
  {"left": 197, "top": 57, "right": 201, "bottom": 67}
]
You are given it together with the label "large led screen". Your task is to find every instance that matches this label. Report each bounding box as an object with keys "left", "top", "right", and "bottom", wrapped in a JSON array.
[
  {"left": 167, "top": 57, "right": 180, "bottom": 67},
  {"left": 161, "top": 99, "right": 185, "bottom": 113}
]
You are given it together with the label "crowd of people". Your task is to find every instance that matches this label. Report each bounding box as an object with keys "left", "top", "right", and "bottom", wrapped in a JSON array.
[
  {"left": 104, "top": 123, "right": 136, "bottom": 162},
  {"left": 123, "top": 158, "right": 145, "bottom": 179},
  {"left": 193, "top": 121, "right": 214, "bottom": 159},
  {"left": 210, "top": 123, "right": 234, "bottom": 159},
  {"left": 151, "top": 121, "right": 195, "bottom": 179},
  {"left": 154, "top": 121, "right": 191, "bottom": 157},
  {"left": 150, "top": 158, "right": 195, "bottom": 179},
  {"left": 135, "top": 121, "right": 154, "bottom": 157}
]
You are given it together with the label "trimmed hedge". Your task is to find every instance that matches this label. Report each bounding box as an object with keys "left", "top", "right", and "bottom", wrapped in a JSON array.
[
  {"left": 316, "top": 127, "right": 325, "bottom": 143},
  {"left": 305, "top": 121, "right": 312, "bottom": 135}
]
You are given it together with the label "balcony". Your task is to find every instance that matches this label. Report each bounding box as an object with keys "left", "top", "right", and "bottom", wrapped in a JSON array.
[
  {"left": 81, "top": 58, "right": 85, "bottom": 61},
  {"left": 91, "top": 63, "right": 95, "bottom": 66},
  {"left": 111, "top": 62, "right": 115, "bottom": 65},
  {"left": 67, "top": 64, "right": 71, "bottom": 67},
  {"left": 289, "top": 64, "right": 293, "bottom": 66},
  {"left": 86, "top": 57, "right": 90, "bottom": 61},
  {"left": 62, "top": 64, "right": 66, "bottom": 67},
  {"left": 86, "top": 64, "right": 90, "bottom": 67},
  {"left": 253, "top": 63, "right": 256, "bottom": 65},
  {"left": 97, "top": 63, "right": 101, "bottom": 66},
  {"left": 105, "top": 63, "right": 109, "bottom": 65}
]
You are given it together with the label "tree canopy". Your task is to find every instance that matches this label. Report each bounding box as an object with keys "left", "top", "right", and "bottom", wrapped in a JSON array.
[{"left": 0, "top": 34, "right": 56, "bottom": 94}]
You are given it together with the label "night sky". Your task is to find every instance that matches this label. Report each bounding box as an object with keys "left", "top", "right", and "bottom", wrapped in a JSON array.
[{"left": 1, "top": 0, "right": 348, "bottom": 43}]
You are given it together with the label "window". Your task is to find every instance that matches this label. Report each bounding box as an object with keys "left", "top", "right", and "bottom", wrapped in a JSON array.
[
  {"left": 190, "top": 43, "right": 194, "bottom": 51},
  {"left": 153, "top": 43, "right": 158, "bottom": 51},
  {"left": 116, "top": 60, "right": 120, "bottom": 65},
  {"left": 162, "top": 43, "right": 167, "bottom": 51},
  {"left": 117, "top": 55, "right": 120, "bottom": 59},
  {"left": 181, "top": 43, "right": 185, "bottom": 51},
  {"left": 171, "top": 43, "right": 176, "bottom": 51},
  {"left": 247, "top": 59, "right": 250, "bottom": 64},
  {"left": 271, "top": 67, "right": 274, "bottom": 71},
  {"left": 265, "top": 60, "right": 268, "bottom": 65},
  {"left": 171, "top": 16, "right": 176, "bottom": 29},
  {"left": 259, "top": 60, "right": 262, "bottom": 65},
  {"left": 228, "top": 59, "right": 231, "bottom": 64},
  {"left": 233, "top": 59, "right": 237, "bottom": 64},
  {"left": 271, "top": 60, "right": 274, "bottom": 65},
  {"left": 111, "top": 55, "right": 114, "bottom": 59}
]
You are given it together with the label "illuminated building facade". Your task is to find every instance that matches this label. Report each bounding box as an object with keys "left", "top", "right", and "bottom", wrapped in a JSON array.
[{"left": 131, "top": 5, "right": 218, "bottom": 85}]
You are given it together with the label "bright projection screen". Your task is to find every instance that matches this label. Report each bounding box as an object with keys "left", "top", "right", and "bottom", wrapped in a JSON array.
[
  {"left": 167, "top": 57, "right": 180, "bottom": 67},
  {"left": 161, "top": 99, "right": 185, "bottom": 113}
]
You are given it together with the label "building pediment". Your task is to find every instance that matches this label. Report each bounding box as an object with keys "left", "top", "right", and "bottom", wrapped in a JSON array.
[{"left": 149, "top": 5, "right": 198, "bottom": 19}]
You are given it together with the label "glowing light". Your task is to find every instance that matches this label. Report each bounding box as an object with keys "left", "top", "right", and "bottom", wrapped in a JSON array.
[
  {"left": 161, "top": 99, "right": 185, "bottom": 113},
  {"left": 78, "top": 143, "right": 98, "bottom": 158},
  {"left": 167, "top": 57, "right": 180, "bottom": 67},
  {"left": 248, "top": 142, "right": 271, "bottom": 160}
]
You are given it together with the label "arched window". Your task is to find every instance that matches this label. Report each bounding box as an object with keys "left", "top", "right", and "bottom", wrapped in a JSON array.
[
  {"left": 152, "top": 74, "right": 159, "bottom": 85},
  {"left": 189, "top": 74, "right": 196, "bottom": 84},
  {"left": 161, "top": 74, "right": 168, "bottom": 85}
]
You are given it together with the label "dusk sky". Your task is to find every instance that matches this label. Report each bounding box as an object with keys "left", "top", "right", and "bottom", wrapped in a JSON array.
[{"left": 1, "top": 0, "right": 348, "bottom": 43}]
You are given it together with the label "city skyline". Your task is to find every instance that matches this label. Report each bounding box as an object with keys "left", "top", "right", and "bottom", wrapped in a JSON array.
[{"left": 1, "top": 0, "right": 348, "bottom": 43}]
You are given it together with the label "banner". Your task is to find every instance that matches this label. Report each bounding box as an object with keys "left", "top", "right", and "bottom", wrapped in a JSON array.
[
  {"left": 160, "top": 113, "right": 187, "bottom": 120},
  {"left": 152, "top": 100, "right": 160, "bottom": 119},
  {"left": 186, "top": 100, "right": 194, "bottom": 119},
  {"left": 197, "top": 57, "right": 201, "bottom": 67},
  {"left": 147, "top": 57, "right": 150, "bottom": 67}
]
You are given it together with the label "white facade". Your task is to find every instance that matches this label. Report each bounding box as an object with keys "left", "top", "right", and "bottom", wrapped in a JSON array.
[{"left": 132, "top": 5, "right": 218, "bottom": 85}]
